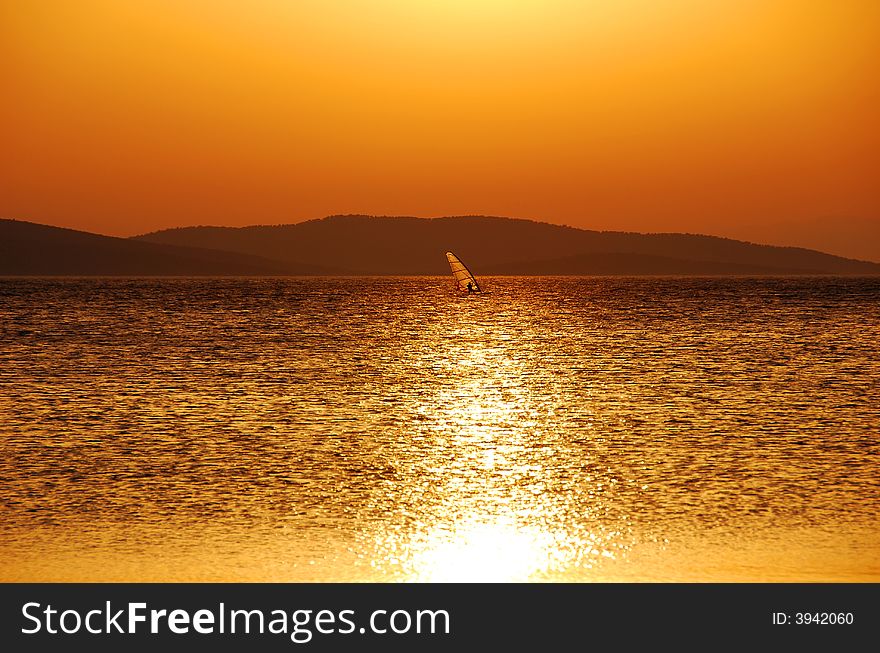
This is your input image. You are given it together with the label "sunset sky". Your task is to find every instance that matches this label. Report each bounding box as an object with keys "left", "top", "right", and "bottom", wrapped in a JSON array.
[{"left": 2, "top": 1, "right": 878, "bottom": 260}]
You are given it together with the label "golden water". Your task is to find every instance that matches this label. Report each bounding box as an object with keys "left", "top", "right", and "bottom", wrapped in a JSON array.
[{"left": 1, "top": 277, "right": 877, "bottom": 581}]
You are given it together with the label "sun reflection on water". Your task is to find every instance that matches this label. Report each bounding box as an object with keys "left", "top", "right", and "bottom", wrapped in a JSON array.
[
  {"left": 367, "top": 313, "right": 628, "bottom": 581},
  {"left": 406, "top": 519, "right": 561, "bottom": 582},
  {"left": 372, "top": 512, "right": 626, "bottom": 582}
]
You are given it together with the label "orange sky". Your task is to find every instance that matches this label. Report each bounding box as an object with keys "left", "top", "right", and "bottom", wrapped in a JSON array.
[{"left": 2, "top": 0, "right": 878, "bottom": 260}]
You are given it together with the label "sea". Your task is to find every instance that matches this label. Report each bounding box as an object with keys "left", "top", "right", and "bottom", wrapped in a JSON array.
[{"left": 0, "top": 276, "right": 878, "bottom": 582}]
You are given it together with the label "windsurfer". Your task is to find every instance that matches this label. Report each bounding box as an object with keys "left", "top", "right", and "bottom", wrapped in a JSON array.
[{"left": 446, "top": 251, "right": 481, "bottom": 294}]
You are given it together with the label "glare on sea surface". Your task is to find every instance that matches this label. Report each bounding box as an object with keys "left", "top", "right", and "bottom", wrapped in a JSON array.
[
  {"left": 364, "top": 307, "right": 623, "bottom": 581},
  {"left": 407, "top": 520, "right": 559, "bottom": 582}
]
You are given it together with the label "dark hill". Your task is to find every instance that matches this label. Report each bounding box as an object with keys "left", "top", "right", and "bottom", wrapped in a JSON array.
[
  {"left": 134, "top": 215, "right": 880, "bottom": 276},
  {"left": 481, "top": 252, "right": 818, "bottom": 276},
  {"left": 0, "top": 219, "right": 333, "bottom": 275}
]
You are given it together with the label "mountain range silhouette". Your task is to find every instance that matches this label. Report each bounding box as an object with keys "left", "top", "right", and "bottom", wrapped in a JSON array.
[{"left": 2, "top": 215, "right": 878, "bottom": 276}]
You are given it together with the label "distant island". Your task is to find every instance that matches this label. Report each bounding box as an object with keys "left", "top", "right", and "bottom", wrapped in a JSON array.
[{"left": 2, "top": 215, "right": 879, "bottom": 276}]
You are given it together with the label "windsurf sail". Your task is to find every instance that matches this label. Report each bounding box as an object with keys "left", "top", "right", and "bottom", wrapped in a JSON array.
[{"left": 445, "top": 251, "right": 482, "bottom": 293}]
